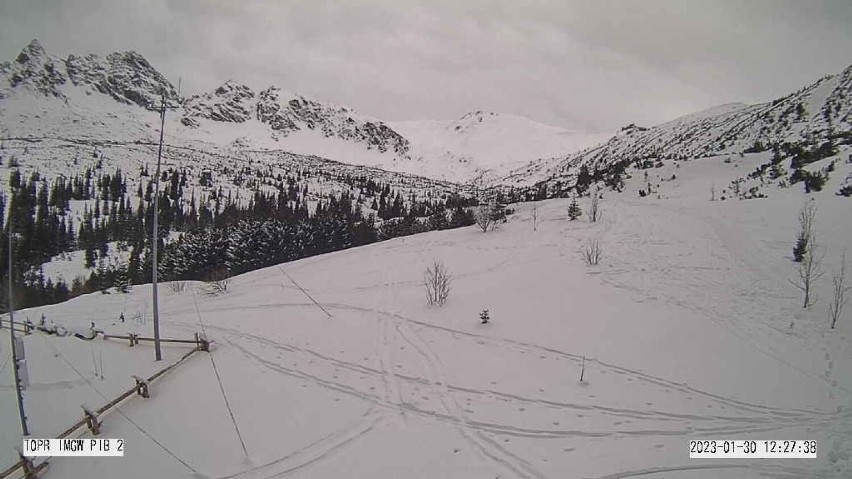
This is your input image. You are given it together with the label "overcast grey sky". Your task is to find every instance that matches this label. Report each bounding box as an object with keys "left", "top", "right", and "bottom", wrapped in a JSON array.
[{"left": 1, "top": 0, "right": 850, "bottom": 131}]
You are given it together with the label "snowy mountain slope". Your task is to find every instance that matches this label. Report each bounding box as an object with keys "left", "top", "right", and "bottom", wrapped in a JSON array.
[
  {"left": 0, "top": 40, "right": 607, "bottom": 185},
  {"left": 0, "top": 39, "right": 177, "bottom": 110},
  {"left": 515, "top": 64, "right": 852, "bottom": 189},
  {"left": 391, "top": 111, "right": 611, "bottom": 185},
  {"left": 2, "top": 155, "right": 851, "bottom": 478}
]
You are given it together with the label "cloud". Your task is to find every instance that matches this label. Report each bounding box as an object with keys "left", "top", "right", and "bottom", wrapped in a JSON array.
[{"left": 1, "top": 0, "right": 850, "bottom": 131}]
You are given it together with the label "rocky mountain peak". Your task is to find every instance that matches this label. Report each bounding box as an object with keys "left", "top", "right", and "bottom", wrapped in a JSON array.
[
  {"left": 16, "top": 39, "right": 47, "bottom": 65},
  {"left": 2, "top": 39, "right": 177, "bottom": 110},
  {"left": 181, "top": 81, "right": 255, "bottom": 126},
  {"left": 7, "top": 38, "right": 66, "bottom": 97}
]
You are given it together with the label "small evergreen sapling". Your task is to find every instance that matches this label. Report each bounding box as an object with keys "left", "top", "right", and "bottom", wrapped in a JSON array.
[
  {"left": 567, "top": 198, "right": 582, "bottom": 221},
  {"left": 479, "top": 309, "right": 490, "bottom": 324}
]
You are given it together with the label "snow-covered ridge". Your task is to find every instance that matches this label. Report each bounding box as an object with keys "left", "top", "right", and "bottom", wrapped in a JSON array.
[
  {"left": 1, "top": 40, "right": 608, "bottom": 185},
  {"left": 528, "top": 64, "right": 852, "bottom": 188},
  {"left": 1, "top": 39, "right": 177, "bottom": 110}
]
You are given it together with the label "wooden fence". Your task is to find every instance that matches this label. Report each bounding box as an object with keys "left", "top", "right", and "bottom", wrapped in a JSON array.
[
  {"left": 0, "top": 318, "right": 30, "bottom": 335},
  {"left": 0, "top": 333, "right": 208, "bottom": 479}
]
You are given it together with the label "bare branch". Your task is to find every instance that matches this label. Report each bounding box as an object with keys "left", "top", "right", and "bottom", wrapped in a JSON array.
[
  {"left": 424, "top": 260, "right": 452, "bottom": 306},
  {"left": 829, "top": 251, "right": 849, "bottom": 329},
  {"left": 582, "top": 239, "right": 603, "bottom": 266}
]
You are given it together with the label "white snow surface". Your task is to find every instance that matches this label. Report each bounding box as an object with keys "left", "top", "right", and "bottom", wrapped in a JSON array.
[
  {"left": 2, "top": 157, "right": 851, "bottom": 479},
  {"left": 391, "top": 111, "right": 611, "bottom": 184}
]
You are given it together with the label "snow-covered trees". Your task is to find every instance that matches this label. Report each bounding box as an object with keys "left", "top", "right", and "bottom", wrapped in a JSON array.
[
  {"left": 226, "top": 220, "right": 295, "bottom": 275},
  {"left": 424, "top": 260, "right": 452, "bottom": 306},
  {"left": 114, "top": 263, "right": 131, "bottom": 293}
]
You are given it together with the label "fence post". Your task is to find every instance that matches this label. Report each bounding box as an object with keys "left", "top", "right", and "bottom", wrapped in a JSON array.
[
  {"left": 18, "top": 448, "right": 38, "bottom": 479},
  {"left": 82, "top": 407, "right": 101, "bottom": 435},
  {"left": 133, "top": 376, "right": 150, "bottom": 398},
  {"left": 195, "top": 332, "right": 210, "bottom": 352}
]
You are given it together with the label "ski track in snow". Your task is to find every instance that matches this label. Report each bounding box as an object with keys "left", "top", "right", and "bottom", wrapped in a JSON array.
[{"left": 161, "top": 292, "right": 846, "bottom": 479}]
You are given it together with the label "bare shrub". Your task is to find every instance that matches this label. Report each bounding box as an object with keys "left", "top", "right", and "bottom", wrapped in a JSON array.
[
  {"left": 424, "top": 260, "right": 452, "bottom": 306},
  {"left": 587, "top": 190, "right": 601, "bottom": 223},
  {"left": 790, "top": 234, "right": 824, "bottom": 308},
  {"left": 474, "top": 203, "right": 495, "bottom": 232},
  {"left": 531, "top": 206, "right": 538, "bottom": 231},
  {"left": 829, "top": 252, "right": 849, "bottom": 329},
  {"left": 793, "top": 202, "right": 816, "bottom": 262},
  {"left": 582, "top": 239, "right": 602, "bottom": 266},
  {"left": 167, "top": 280, "right": 187, "bottom": 293},
  {"left": 204, "top": 269, "right": 231, "bottom": 296}
]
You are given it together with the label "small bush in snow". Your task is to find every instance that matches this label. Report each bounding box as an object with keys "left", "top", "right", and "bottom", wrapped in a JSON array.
[
  {"left": 828, "top": 252, "right": 849, "bottom": 329},
  {"left": 567, "top": 197, "right": 582, "bottom": 221},
  {"left": 531, "top": 206, "right": 539, "bottom": 231},
  {"left": 424, "top": 260, "right": 452, "bottom": 306},
  {"left": 479, "top": 309, "right": 490, "bottom": 324},
  {"left": 204, "top": 269, "right": 231, "bottom": 296},
  {"left": 790, "top": 235, "right": 824, "bottom": 308},
  {"left": 474, "top": 201, "right": 506, "bottom": 232},
  {"left": 167, "top": 281, "right": 187, "bottom": 293},
  {"left": 793, "top": 202, "right": 816, "bottom": 263},
  {"left": 582, "top": 239, "right": 603, "bottom": 266},
  {"left": 587, "top": 190, "right": 601, "bottom": 223}
]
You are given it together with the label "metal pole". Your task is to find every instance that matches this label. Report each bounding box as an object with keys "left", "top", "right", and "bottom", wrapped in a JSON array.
[
  {"left": 8, "top": 227, "right": 29, "bottom": 436},
  {"left": 152, "top": 95, "right": 166, "bottom": 362}
]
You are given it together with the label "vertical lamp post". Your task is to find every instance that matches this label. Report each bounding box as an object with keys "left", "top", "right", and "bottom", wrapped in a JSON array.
[
  {"left": 8, "top": 227, "right": 29, "bottom": 436},
  {"left": 151, "top": 95, "right": 166, "bottom": 361}
]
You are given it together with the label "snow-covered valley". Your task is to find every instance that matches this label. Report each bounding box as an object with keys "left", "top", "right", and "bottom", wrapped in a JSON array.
[{"left": 2, "top": 155, "right": 850, "bottom": 478}]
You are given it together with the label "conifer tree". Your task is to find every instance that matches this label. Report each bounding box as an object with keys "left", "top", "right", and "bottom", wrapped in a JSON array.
[{"left": 567, "top": 197, "right": 582, "bottom": 221}]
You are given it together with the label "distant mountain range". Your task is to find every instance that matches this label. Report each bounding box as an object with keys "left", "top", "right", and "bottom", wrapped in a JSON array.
[
  {"left": 1, "top": 39, "right": 850, "bottom": 190},
  {"left": 519, "top": 65, "right": 852, "bottom": 191},
  {"left": 0, "top": 39, "right": 606, "bottom": 185}
]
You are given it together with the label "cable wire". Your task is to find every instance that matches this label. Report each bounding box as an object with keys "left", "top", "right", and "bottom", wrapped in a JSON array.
[
  {"left": 191, "top": 288, "right": 249, "bottom": 457},
  {"left": 276, "top": 265, "right": 332, "bottom": 318},
  {"left": 40, "top": 333, "right": 201, "bottom": 475}
]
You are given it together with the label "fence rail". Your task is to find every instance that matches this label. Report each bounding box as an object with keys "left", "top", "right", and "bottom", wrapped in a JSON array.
[
  {"left": 0, "top": 335, "right": 206, "bottom": 479},
  {"left": 0, "top": 318, "right": 30, "bottom": 335}
]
